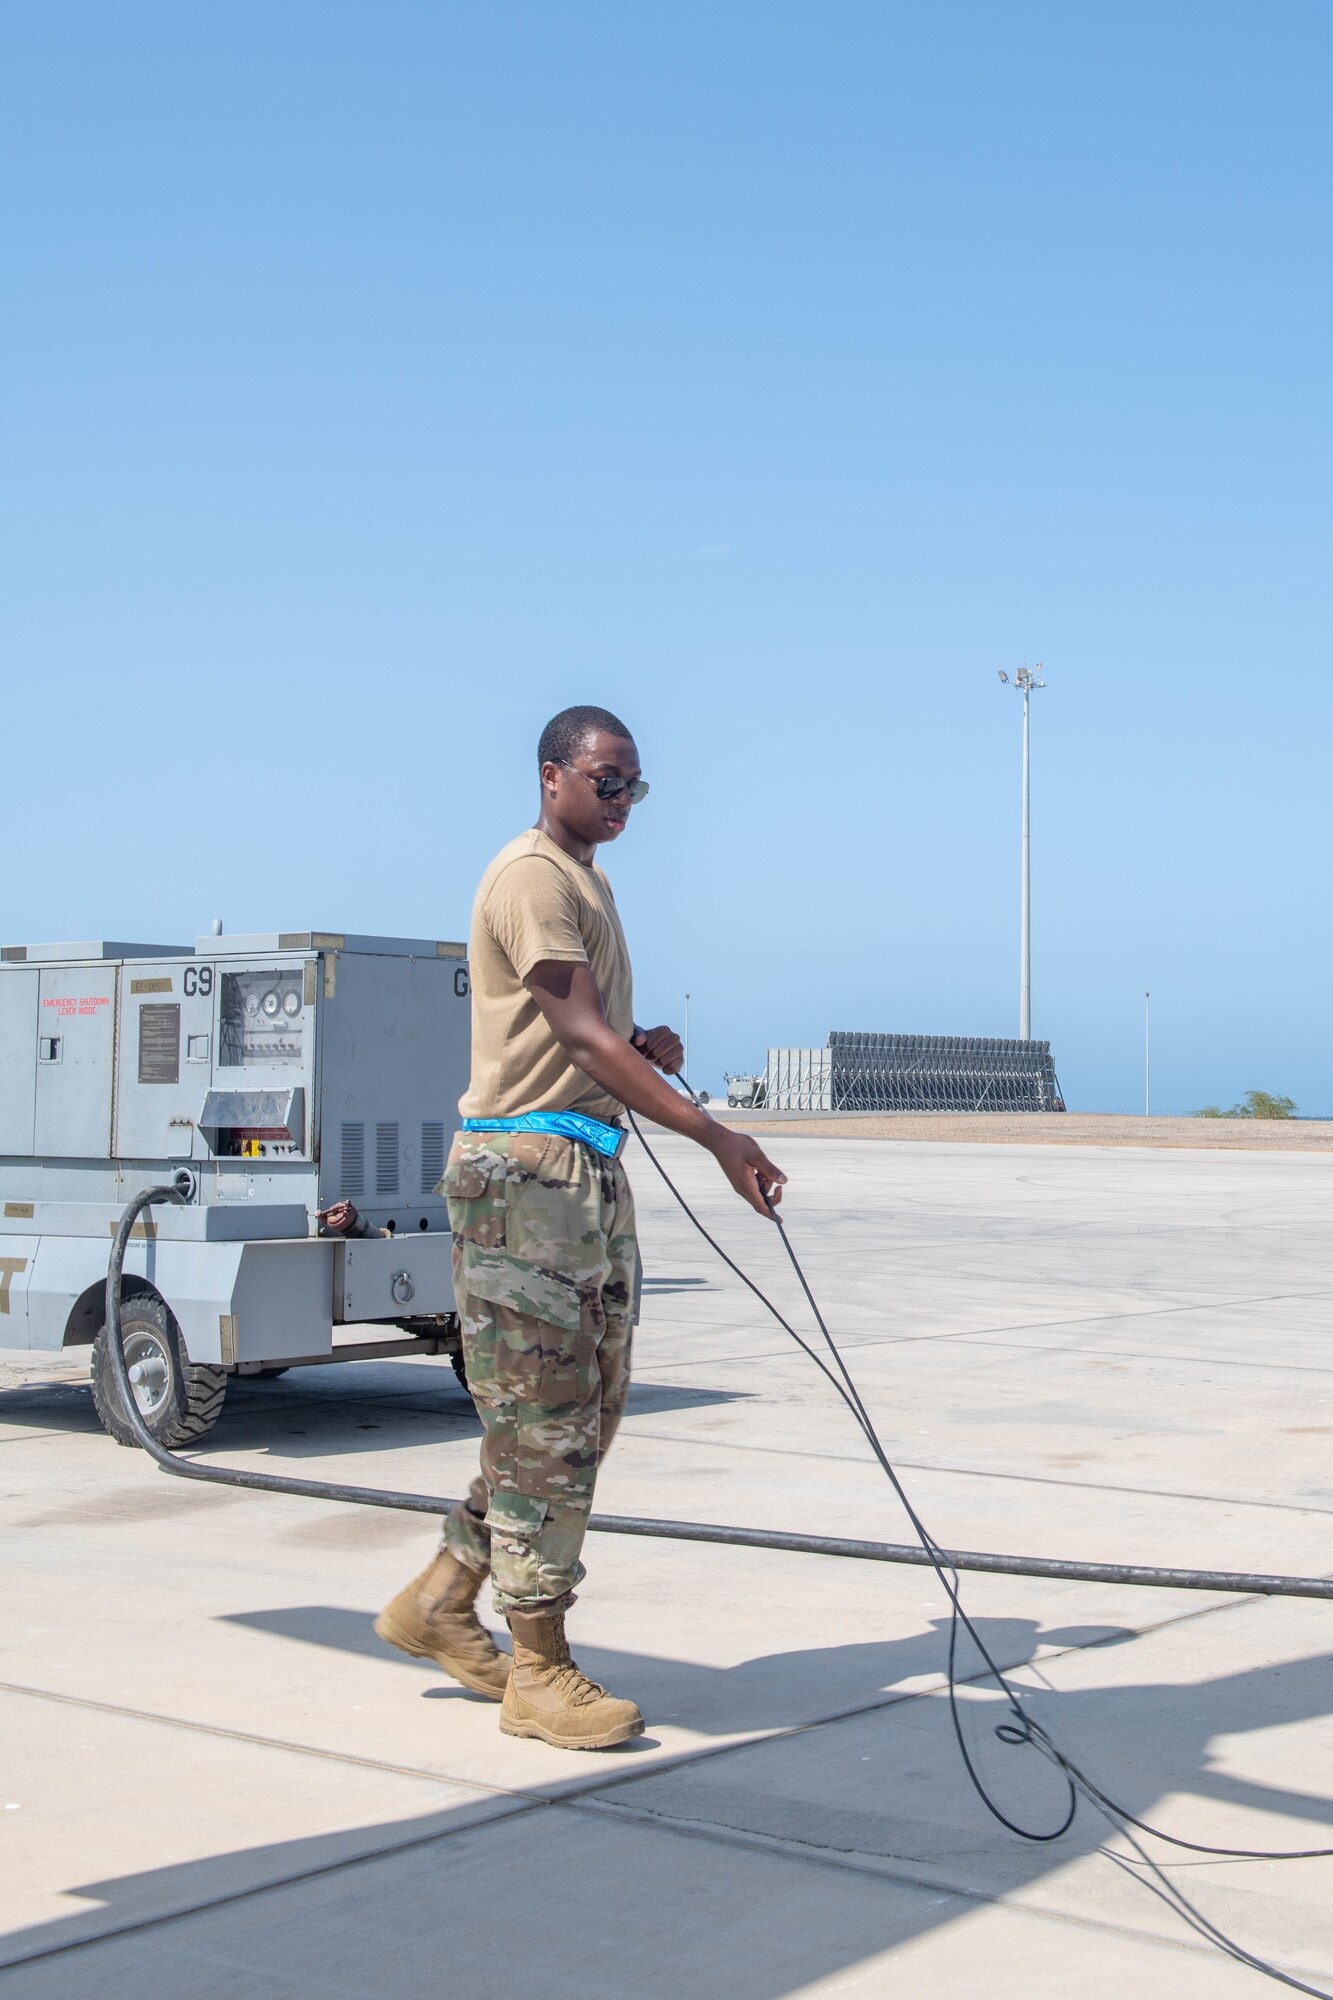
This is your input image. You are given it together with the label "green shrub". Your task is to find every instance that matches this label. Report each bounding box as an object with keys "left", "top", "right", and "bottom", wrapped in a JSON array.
[{"left": 1196, "top": 1091, "right": 1297, "bottom": 1120}]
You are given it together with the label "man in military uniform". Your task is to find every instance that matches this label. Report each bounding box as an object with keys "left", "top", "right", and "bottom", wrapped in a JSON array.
[{"left": 377, "top": 704, "right": 785, "bottom": 1749}]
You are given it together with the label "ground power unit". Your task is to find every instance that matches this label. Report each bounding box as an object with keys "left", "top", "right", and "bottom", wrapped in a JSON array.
[{"left": 0, "top": 930, "right": 471, "bottom": 1444}]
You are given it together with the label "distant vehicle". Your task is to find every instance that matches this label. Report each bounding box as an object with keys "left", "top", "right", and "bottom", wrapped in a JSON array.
[{"left": 724, "top": 1073, "right": 767, "bottom": 1109}]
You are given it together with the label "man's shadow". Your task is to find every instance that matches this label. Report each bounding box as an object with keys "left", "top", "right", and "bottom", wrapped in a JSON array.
[
  {"left": 222, "top": 1600, "right": 1333, "bottom": 1871},
  {"left": 221, "top": 1602, "right": 1133, "bottom": 1738}
]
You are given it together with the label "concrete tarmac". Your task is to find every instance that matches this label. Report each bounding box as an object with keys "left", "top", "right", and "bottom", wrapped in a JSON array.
[{"left": 1, "top": 1135, "right": 1330, "bottom": 1996}]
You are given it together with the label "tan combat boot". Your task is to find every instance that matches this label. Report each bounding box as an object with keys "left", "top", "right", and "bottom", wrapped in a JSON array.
[
  {"left": 375, "top": 1551, "right": 511, "bottom": 1699},
  {"left": 500, "top": 1607, "right": 645, "bottom": 1749}
]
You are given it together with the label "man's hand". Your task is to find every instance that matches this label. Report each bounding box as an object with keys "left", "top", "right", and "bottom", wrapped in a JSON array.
[
  {"left": 523, "top": 963, "right": 790, "bottom": 1218},
  {"left": 706, "top": 1127, "right": 787, "bottom": 1218},
  {"left": 632, "top": 1023, "right": 684, "bottom": 1075}
]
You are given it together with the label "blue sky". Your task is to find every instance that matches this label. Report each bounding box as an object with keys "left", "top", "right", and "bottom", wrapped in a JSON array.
[{"left": 3, "top": 2, "right": 1329, "bottom": 1113}]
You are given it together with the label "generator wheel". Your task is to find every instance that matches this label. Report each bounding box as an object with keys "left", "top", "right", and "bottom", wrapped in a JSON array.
[{"left": 91, "top": 1295, "right": 229, "bottom": 1449}]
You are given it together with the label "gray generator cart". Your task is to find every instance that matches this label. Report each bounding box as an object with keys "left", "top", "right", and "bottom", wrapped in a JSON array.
[{"left": 0, "top": 930, "right": 471, "bottom": 1444}]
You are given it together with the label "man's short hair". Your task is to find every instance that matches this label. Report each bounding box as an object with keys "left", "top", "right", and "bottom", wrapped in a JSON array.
[{"left": 538, "top": 705, "right": 634, "bottom": 768}]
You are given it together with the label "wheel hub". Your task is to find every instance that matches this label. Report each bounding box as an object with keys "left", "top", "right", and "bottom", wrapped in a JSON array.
[{"left": 124, "top": 1331, "right": 171, "bottom": 1415}]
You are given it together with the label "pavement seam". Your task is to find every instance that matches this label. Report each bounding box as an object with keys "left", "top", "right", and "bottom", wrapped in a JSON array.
[
  {"left": 0, "top": 1712, "right": 809, "bottom": 1975},
  {"left": 0, "top": 1594, "right": 1251, "bottom": 1918},
  {"left": 2, "top": 1793, "right": 1252, "bottom": 1985},
  {"left": 0, "top": 1794, "right": 554, "bottom": 1973},
  {"left": 0, "top": 1552, "right": 1261, "bottom": 1778},
  {"left": 0, "top": 1585, "right": 1251, "bottom": 1798},
  {"left": 619, "top": 1426, "right": 1333, "bottom": 1518},
  {"left": 941, "top": 1335, "right": 1333, "bottom": 1381},
  {"left": 0, "top": 1613, "right": 1274, "bottom": 1987},
  {"left": 0, "top": 1432, "right": 85, "bottom": 1447},
  {"left": 637, "top": 1282, "right": 1333, "bottom": 1370},
  {"left": 555, "top": 1593, "right": 1262, "bottom": 1816},
  {"left": 0, "top": 1678, "right": 549, "bottom": 1801},
  {"left": 0, "top": 1576, "right": 1274, "bottom": 1972},
  {"left": 555, "top": 1793, "right": 1333, "bottom": 1985}
]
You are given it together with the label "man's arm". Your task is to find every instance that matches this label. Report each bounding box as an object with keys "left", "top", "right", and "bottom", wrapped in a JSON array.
[{"left": 525, "top": 960, "right": 786, "bottom": 1217}]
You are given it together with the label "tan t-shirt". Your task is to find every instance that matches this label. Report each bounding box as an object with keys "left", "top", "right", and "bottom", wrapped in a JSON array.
[{"left": 459, "top": 828, "right": 634, "bottom": 1123}]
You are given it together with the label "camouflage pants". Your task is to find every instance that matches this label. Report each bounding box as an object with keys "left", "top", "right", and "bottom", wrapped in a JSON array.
[{"left": 439, "top": 1130, "right": 637, "bottom": 1614}]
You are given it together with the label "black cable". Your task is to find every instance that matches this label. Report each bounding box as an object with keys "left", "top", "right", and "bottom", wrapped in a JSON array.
[
  {"left": 110, "top": 1166, "right": 1333, "bottom": 1864},
  {"left": 103, "top": 1185, "right": 482, "bottom": 1511},
  {"left": 762, "top": 1181, "right": 1333, "bottom": 1859},
  {"left": 641, "top": 1101, "right": 1333, "bottom": 1867},
  {"left": 102, "top": 1189, "right": 1333, "bottom": 1596},
  {"left": 628, "top": 1113, "right": 1076, "bottom": 1840},
  {"left": 107, "top": 1154, "right": 1333, "bottom": 1990},
  {"left": 629, "top": 1104, "right": 1333, "bottom": 1994}
]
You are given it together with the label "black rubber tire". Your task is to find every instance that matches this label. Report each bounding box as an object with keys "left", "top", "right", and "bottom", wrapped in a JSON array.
[
  {"left": 449, "top": 1344, "right": 473, "bottom": 1400},
  {"left": 91, "top": 1294, "right": 229, "bottom": 1449}
]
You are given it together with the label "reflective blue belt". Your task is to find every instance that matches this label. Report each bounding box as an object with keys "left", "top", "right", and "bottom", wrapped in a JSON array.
[{"left": 461, "top": 1112, "right": 627, "bottom": 1159}]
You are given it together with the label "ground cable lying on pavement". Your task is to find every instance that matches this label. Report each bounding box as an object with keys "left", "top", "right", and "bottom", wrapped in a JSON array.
[{"left": 107, "top": 1165, "right": 1333, "bottom": 1997}]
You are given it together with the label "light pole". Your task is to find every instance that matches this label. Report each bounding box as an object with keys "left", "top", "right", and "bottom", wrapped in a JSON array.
[
  {"left": 997, "top": 664, "right": 1046, "bottom": 1039},
  {"left": 1144, "top": 990, "right": 1151, "bottom": 1117},
  {"left": 683, "top": 992, "right": 691, "bottom": 1083}
]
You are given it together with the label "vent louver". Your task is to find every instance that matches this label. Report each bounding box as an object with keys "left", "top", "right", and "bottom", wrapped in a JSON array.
[
  {"left": 421, "top": 1121, "right": 445, "bottom": 1194},
  {"left": 376, "top": 1121, "right": 400, "bottom": 1196},
  {"left": 341, "top": 1122, "right": 365, "bottom": 1197}
]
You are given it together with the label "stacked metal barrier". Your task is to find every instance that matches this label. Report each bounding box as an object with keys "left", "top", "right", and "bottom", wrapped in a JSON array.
[
  {"left": 764, "top": 1034, "right": 1063, "bottom": 1113},
  {"left": 763, "top": 1047, "right": 831, "bottom": 1110}
]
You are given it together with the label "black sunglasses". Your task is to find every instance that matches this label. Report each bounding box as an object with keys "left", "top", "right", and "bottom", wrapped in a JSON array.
[{"left": 559, "top": 761, "right": 650, "bottom": 805}]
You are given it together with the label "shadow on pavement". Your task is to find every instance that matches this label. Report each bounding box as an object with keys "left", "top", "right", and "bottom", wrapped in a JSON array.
[
  {"left": 3, "top": 1619, "right": 1331, "bottom": 1997},
  {"left": 0, "top": 1369, "right": 747, "bottom": 1462},
  {"left": 219, "top": 1604, "right": 1138, "bottom": 1740}
]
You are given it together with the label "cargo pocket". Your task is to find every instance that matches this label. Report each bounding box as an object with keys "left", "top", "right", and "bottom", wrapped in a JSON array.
[
  {"left": 442, "top": 1145, "right": 502, "bottom": 1246},
  {"left": 455, "top": 1244, "right": 591, "bottom": 1406}
]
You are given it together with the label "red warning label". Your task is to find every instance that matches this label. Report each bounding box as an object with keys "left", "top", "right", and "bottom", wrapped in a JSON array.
[{"left": 42, "top": 995, "right": 111, "bottom": 1017}]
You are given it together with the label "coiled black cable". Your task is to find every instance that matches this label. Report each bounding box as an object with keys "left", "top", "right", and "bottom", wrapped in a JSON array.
[{"left": 628, "top": 1106, "right": 1333, "bottom": 1997}]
